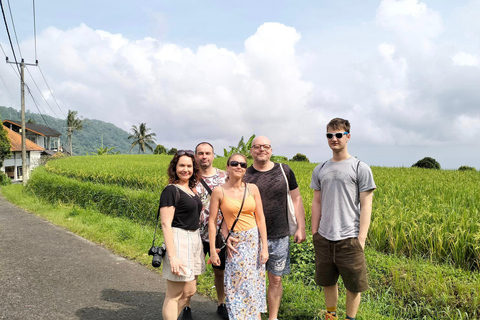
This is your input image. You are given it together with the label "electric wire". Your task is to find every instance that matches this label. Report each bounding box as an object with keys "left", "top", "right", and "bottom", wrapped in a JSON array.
[
  {"left": 38, "top": 65, "right": 66, "bottom": 118},
  {"left": 26, "top": 65, "right": 59, "bottom": 119},
  {"left": 0, "top": 0, "right": 21, "bottom": 75},
  {"left": 6, "top": 0, "right": 22, "bottom": 59},
  {"left": 0, "top": 42, "right": 20, "bottom": 77}
]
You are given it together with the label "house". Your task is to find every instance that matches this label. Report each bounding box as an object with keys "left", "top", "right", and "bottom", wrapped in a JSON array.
[
  {"left": 2, "top": 119, "right": 62, "bottom": 155},
  {"left": 1, "top": 125, "right": 44, "bottom": 181}
]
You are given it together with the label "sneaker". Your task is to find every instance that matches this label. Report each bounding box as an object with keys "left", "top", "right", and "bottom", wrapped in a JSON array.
[
  {"left": 325, "top": 313, "right": 338, "bottom": 320},
  {"left": 181, "top": 306, "right": 192, "bottom": 320},
  {"left": 216, "top": 303, "right": 229, "bottom": 319}
]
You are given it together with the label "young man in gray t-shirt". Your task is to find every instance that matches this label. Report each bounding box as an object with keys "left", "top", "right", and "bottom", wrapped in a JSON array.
[{"left": 310, "top": 118, "right": 376, "bottom": 320}]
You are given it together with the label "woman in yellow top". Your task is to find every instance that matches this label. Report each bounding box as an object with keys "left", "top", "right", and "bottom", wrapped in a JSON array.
[{"left": 209, "top": 153, "right": 269, "bottom": 320}]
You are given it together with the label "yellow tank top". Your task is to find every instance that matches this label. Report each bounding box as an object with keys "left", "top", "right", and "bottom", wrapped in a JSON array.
[{"left": 219, "top": 185, "right": 257, "bottom": 232}]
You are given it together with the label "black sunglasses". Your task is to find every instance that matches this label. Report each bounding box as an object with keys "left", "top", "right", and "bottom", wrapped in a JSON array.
[
  {"left": 326, "top": 132, "right": 348, "bottom": 139},
  {"left": 176, "top": 150, "right": 194, "bottom": 156},
  {"left": 228, "top": 160, "right": 247, "bottom": 169}
]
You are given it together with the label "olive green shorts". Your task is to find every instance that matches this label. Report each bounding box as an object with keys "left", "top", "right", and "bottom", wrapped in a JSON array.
[{"left": 312, "top": 233, "right": 368, "bottom": 293}]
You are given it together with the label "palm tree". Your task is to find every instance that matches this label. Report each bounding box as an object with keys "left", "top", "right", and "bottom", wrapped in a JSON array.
[
  {"left": 128, "top": 123, "right": 156, "bottom": 153},
  {"left": 66, "top": 110, "right": 83, "bottom": 156}
]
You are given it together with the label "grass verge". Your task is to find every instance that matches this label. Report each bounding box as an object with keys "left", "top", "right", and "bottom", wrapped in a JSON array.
[{"left": 2, "top": 184, "right": 480, "bottom": 319}]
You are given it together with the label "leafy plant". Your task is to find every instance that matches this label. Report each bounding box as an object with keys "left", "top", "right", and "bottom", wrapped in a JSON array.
[
  {"left": 458, "top": 165, "right": 476, "bottom": 172},
  {"left": 412, "top": 157, "right": 441, "bottom": 169},
  {"left": 66, "top": 110, "right": 84, "bottom": 155},
  {"left": 0, "top": 171, "right": 11, "bottom": 185},
  {"left": 290, "top": 153, "right": 310, "bottom": 162},
  {"left": 128, "top": 123, "right": 156, "bottom": 154},
  {"left": 223, "top": 134, "right": 256, "bottom": 158},
  {"left": 154, "top": 144, "right": 167, "bottom": 155}
]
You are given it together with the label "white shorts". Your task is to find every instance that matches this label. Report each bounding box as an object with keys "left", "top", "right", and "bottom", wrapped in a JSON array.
[{"left": 162, "top": 227, "right": 205, "bottom": 282}]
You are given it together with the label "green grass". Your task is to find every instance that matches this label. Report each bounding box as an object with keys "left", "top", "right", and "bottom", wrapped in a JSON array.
[
  {"left": 0, "top": 184, "right": 158, "bottom": 266},
  {"left": 4, "top": 155, "right": 480, "bottom": 319}
]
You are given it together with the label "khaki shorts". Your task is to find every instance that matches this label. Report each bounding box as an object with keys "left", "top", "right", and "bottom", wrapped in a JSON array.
[
  {"left": 163, "top": 227, "right": 205, "bottom": 282},
  {"left": 312, "top": 233, "right": 368, "bottom": 293}
]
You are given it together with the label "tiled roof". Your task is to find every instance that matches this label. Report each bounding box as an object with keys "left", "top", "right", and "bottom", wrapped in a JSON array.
[
  {"left": 2, "top": 120, "right": 62, "bottom": 137},
  {"left": 3, "top": 125, "right": 45, "bottom": 152}
]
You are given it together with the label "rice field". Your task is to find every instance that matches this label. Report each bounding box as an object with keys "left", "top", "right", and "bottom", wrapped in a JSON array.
[{"left": 43, "top": 155, "right": 480, "bottom": 271}]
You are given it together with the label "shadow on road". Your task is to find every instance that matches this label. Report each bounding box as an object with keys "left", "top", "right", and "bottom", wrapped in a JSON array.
[{"left": 76, "top": 289, "right": 165, "bottom": 320}]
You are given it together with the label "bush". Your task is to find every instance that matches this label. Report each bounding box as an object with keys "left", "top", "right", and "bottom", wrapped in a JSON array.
[
  {"left": 291, "top": 153, "right": 310, "bottom": 162},
  {"left": 271, "top": 155, "right": 288, "bottom": 162},
  {"left": 154, "top": 144, "right": 167, "bottom": 155},
  {"left": 0, "top": 171, "right": 11, "bottom": 186},
  {"left": 458, "top": 165, "right": 477, "bottom": 172},
  {"left": 167, "top": 148, "right": 177, "bottom": 155},
  {"left": 412, "top": 157, "right": 440, "bottom": 169}
]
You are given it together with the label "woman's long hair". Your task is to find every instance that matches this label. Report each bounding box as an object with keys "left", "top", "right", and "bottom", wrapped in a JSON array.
[{"left": 167, "top": 153, "right": 200, "bottom": 189}]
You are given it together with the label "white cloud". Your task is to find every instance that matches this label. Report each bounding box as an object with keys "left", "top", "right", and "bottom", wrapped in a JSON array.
[
  {"left": 376, "top": 0, "right": 443, "bottom": 53},
  {"left": 452, "top": 52, "right": 479, "bottom": 67},
  {"left": 8, "top": 22, "right": 315, "bottom": 151}
]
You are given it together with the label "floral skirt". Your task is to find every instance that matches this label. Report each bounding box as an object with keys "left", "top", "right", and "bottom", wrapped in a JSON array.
[{"left": 225, "top": 227, "right": 266, "bottom": 320}]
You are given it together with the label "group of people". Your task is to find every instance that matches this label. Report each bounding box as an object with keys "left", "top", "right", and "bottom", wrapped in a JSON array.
[{"left": 158, "top": 118, "right": 376, "bottom": 320}]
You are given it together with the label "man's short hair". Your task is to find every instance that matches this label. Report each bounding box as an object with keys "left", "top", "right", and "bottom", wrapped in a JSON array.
[
  {"left": 327, "top": 118, "right": 350, "bottom": 133},
  {"left": 195, "top": 142, "right": 214, "bottom": 154}
]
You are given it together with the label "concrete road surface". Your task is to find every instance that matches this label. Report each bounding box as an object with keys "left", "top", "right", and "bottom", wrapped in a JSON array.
[{"left": 0, "top": 194, "right": 218, "bottom": 320}]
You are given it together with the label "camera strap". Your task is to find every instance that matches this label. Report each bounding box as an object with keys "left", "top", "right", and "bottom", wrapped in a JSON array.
[{"left": 152, "top": 185, "right": 180, "bottom": 246}]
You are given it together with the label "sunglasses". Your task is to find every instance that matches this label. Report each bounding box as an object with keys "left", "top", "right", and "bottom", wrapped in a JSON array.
[
  {"left": 228, "top": 161, "right": 248, "bottom": 169},
  {"left": 326, "top": 132, "right": 349, "bottom": 139},
  {"left": 176, "top": 150, "right": 194, "bottom": 156}
]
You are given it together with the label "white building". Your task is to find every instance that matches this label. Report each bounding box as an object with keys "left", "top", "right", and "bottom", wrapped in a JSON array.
[{"left": 1, "top": 125, "right": 45, "bottom": 181}]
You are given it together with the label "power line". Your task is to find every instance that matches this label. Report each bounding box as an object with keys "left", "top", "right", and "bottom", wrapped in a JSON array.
[
  {"left": 38, "top": 65, "right": 66, "bottom": 118},
  {"left": 26, "top": 65, "right": 60, "bottom": 119},
  {"left": 0, "top": 0, "right": 21, "bottom": 75},
  {"left": 0, "top": 42, "right": 20, "bottom": 77},
  {"left": 5, "top": 0, "right": 22, "bottom": 59}
]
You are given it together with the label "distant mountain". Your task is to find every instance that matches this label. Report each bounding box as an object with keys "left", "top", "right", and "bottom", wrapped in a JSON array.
[{"left": 0, "top": 106, "right": 148, "bottom": 155}]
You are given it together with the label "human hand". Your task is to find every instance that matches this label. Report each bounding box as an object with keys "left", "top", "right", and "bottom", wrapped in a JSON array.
[
  {"left": 226, "top": 236, "right": 239, "bottom": 258},
  {"left": 260, "top": 248, "right": 269, "bottom": 264},
  {"left": 357, "top": 237, "right": 366, "bottom": 250},
  {"left": 169, "top": 257, "right": 187, "bottom": 276},
  {"left": 207, "top": 249, "right": 221, "bottom": 266},
  {"left": 294, "top": 228, "right": 306, "bottom": 244}
]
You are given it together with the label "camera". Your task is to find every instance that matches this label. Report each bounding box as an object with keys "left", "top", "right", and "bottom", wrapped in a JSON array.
[{"left": 148, "top": 244, "right": 166, "bottom": 268}]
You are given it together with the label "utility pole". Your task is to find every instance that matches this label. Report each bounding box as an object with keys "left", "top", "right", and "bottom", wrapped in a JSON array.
[{"left": 6, "top": 57, "right": 38, "bottom": 186}]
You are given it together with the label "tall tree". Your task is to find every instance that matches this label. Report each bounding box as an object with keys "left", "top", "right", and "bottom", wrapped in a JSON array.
[
  {"left": 0, "top": 114, "right": 12, "bottom": 167},
  {"left": 128, "top": 123, "right": 156, "bottom": 153},
  {"left": 66, "top": 110, "right": 83, "bottom": 155}
]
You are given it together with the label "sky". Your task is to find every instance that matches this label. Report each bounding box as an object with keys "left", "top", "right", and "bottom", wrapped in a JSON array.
[{"left": 1, "top": 0, "right": 479, "bottom": 169}]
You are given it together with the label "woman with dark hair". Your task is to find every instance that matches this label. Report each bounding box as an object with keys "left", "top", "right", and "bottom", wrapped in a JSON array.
[
  {"left": 208, "top": 153, "right": 269, "bottom": 320},
  {"left": 160, "top": 150, "right": 205, "bottom": 320}
]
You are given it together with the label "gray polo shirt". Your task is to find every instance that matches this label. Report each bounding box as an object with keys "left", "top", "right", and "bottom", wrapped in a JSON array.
[{"left": 310, "top": 157, "right": 376, "bottom": 241}]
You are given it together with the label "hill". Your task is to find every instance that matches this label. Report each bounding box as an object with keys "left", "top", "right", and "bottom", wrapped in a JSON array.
[{"left": 0, "top": 106, "right": 147, "bottom": 155}]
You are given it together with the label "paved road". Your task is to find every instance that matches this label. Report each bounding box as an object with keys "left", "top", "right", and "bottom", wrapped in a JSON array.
[{"left": 0, "top": 194, "right": 218, "bottom": 320}]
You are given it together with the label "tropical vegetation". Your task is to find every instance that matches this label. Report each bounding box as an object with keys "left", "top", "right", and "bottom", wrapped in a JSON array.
[
  {"left": 5, "top": 154, "right": 477, "bottom": 319},
  {"left": 66, "top": 110, "right": 84, "bottom": 155},
  {"left": 128, "top": 123, "right": 156, "bottom": 154}
]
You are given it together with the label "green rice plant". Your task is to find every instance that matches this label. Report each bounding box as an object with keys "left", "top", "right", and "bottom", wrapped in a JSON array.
[{"left": 27, "top": 166, "right": 159, "bottom": 223}]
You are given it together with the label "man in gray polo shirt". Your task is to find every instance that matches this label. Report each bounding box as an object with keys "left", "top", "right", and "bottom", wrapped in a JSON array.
[{"left": 311, "top": 118, "right": 376, "bottom": 320}]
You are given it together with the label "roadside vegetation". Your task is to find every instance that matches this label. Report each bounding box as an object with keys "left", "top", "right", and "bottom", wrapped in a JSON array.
[{"left": 1, "top": 154, "right": 480, "bottom": 319}]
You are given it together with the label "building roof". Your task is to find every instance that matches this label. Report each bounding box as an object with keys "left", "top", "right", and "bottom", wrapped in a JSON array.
[
  {"left": 3, "top": 125, "right": 45, "bottom": 152},
  {"left": 2, "top": 119, "right": 62, "bottom": 137}
]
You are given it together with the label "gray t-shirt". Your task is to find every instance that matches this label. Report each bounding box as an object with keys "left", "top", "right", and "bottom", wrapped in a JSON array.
[{"left": 310, "top": 157, "right": 376, "bottom": 241}]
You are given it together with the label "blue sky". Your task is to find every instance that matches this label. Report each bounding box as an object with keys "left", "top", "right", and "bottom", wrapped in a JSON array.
[{"left": 1, "top": 0, "right": 480, "bottom": 169}]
